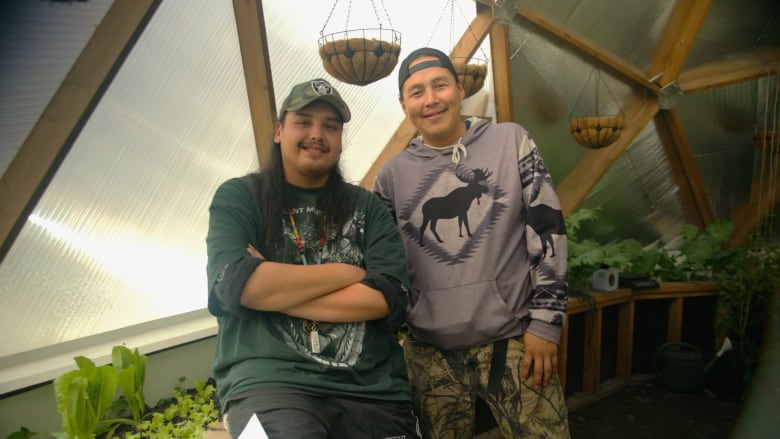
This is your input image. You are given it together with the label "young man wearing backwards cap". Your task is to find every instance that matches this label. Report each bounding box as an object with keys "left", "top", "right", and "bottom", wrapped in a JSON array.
[
  {"left": 206, "top": 78, "right": 421, "bottom": 438},
  {"left": 374, "top": 48, "right": 570, "bottom": 438}
]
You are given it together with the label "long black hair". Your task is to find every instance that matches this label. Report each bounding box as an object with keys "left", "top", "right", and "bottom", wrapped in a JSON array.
[{"left": 255, "top": 113, "right": 352, "bottom": 258}]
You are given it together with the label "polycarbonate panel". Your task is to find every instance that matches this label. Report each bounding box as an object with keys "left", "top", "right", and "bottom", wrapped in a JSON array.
[
  {"left": 516, "top": 0, "right": 675, "bottom": 71},
  {"left": 686, "top": 0, "right": 780, "bottom": 69},
  {"left": 579, "top": 121, "right": 688, "bottom": 246},
  {"left": 0, "top": 0, "right": 258, "bottom": 358},
  {"left": 676, "top": 79, "right": 765, "bottom": 220},
  {"left": 0, "top": 0, "right": 112, "bottom": 176}
]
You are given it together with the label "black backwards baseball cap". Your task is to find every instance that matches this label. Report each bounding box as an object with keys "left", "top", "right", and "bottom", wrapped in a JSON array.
[
  {"left": 278, "top": 78, "right": 351, "bottom": 123},
  {"left": 397, "top": 47, "right": 460, "bottom": 92}
]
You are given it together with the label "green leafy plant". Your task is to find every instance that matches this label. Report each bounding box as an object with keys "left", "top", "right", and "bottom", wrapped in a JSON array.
[
  {"left": 566, "top": 208, "right": 650, "bottom": 290},
  {"left": 7, "top": 346, "right": 220, "bottom": 439},
  {"left": 111, "top": 346, "right": 148, "bottom": 425},
  {"left": 53, "top": 355, "right": 123, "bottom": 439},
  {"left": 715, "top": 234, "right": 780, "bottom": 393},
  {"left": 565, "top": 208, "right": 735, "bottom": 290},
  {"left": 674, "top": 222, "right": 735, "bottom": 279},
  {"left": 110, "top": 377, "right": 219, "bottom": 439}
]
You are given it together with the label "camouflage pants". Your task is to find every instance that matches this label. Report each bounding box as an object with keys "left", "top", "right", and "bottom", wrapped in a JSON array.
[{"left": 403, "top": 336, "right": 570, "bottom": 439}]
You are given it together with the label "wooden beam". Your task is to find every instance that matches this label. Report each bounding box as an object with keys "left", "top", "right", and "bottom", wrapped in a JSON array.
[
  {"left": 489, "top": 21, "right": 514, "bottom": 122},
  {"left": 359, "top": 119, "right": 419, "bottom": 190},
  {"left": 678, "top": 47, "right": 780, "bottom": 94},
  {"left": 516, "top": 5, "right": 660, "bottom": 94},
  {"left": 648, "top": 0, "right": 714, "bottom": 86},
  {"left": 729, "top": 153, "right": 780, "bottom": 247},
  {"left": 616, "top": 300, "right": 635, "bottom": 379},
  {"left": 360, "top": 3, "right": 494, "bottom": 189},
  {"left": 233, "top": 0, "right": 276, "bottom": 168},
  {"left": 655, "top": 110, "right": 715, "bottom": 230},
  {"left": 557, "top": 97, "right": 660, "bottom": 216},
  {"left": 0, "top": 0, "right": 160, "bottom": 264},
  {"left": 667, "top": 298, "right": 684, "bottom": 342},
  {"left": 582, "top": 307, "right": 603, "bottom": 393}
]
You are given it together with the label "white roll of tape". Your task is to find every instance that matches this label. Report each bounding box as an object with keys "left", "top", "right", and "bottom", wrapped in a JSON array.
[{"left": 591, "top": 267, "right": 619, "bottom": 291}]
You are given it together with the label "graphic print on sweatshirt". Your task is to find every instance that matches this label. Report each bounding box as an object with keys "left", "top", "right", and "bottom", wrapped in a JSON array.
[
  {"left": 268, "top": 206, "right": 367, "bottom": 368},
  {"left": 397, "top": 163, "right": 506, "bottom": 265}
]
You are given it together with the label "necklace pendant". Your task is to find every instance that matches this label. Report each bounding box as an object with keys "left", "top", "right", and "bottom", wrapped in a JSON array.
[{"left": 309, "top": 330, "right": 321, "bottom": 354}]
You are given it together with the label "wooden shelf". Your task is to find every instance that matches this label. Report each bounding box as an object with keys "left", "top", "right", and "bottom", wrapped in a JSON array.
[{"left": 559, "top": 281, "right": 719, "bottom": 395}]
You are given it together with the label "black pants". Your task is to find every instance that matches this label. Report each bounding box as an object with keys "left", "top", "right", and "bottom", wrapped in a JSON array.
[{"left": 225, "top": 388, "right": 422, "bottom": 439}]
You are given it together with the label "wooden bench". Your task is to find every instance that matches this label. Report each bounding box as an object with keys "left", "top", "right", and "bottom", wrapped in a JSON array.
[{"left": 558, "top": 281, "right": 719, "bottom": 405}]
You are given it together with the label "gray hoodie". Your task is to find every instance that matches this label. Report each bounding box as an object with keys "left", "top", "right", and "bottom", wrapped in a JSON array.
[{"left": 374, "top": 117, "right": 568, "bottom": 350}]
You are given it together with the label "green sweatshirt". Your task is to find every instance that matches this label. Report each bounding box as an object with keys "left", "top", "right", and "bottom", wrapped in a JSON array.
[{"left": 206, "top": 173, "right": 411, "bottom": 413}]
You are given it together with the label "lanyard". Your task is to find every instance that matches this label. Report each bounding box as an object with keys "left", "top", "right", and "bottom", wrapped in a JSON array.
[
  {"left": 287, "top": 208, "right": 324, "bottom": 265},
  {"left": 287, "top": 208, "right": 325, "bottom": 354}
]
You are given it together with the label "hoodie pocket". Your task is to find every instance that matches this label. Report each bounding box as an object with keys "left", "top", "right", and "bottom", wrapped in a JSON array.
[{"left": 407, "top": 280, "right": 519, "bottom": 350}]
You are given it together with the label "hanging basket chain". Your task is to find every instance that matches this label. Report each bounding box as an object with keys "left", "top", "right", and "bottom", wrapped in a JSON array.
[
  {"left": 425, "top": 1, "right": 450, "bottom": 47},
  {"left": 371, "top": 0, "right": 394, "bottom": 29},
  {"left": 600, "top": 67, "right": 625, "bottom": 118},
  {"left": 343, "top": 0, "right": 352, "bottom": 32},
  {"left": 321, "top": 0, "right": 395, "bottom": 35},
  {"left": 452, "top": 0, "right": 488, "bottom": 60},
  {"left": 320, "top": 0, "right": 341, "bottom": 37},
  {"left": 423, "top": 0, "right": 487, "bottom": 59},
  {"left": 595, "top": 68, "right": 601, "bottom": 116},
  {"left": 569, "top": 64, "right": 624, "bottom": 119},
  {"left": 419, "top": 0, "right": 489, "bottom": 98},
  {"left": 569, "top": 66, "right": 598, "bottom": 120},
  {"left": 449, "top": 0, "right": 455, "bottom": 48}
]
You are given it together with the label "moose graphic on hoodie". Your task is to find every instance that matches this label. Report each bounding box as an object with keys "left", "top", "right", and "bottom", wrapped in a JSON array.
[{"left": 419, "top": 168, "right": 492, "bottom": 246}]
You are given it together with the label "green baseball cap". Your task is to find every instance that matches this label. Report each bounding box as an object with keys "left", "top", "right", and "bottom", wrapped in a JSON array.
[{"left": 278, "top": 78, "right": 351, "bottom": 123}]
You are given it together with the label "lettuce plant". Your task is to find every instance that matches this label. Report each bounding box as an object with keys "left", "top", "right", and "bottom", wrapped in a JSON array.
[
  {"left": 53, "top": 356, "right": 121, "bottom": 438},
  {"left": 111, "top": 346, "right": 148, "bottom": 425}
]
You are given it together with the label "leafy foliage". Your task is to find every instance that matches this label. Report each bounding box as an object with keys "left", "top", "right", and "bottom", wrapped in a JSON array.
[
  {"left": 53, "top": 355, "right": 122, "bottom": 439},
  {"left": 7, "top": 347, "right": 219, "bottom": 439},
  {"left": 715, "top": 236, "right": 780, "bottom": 379},
  {"left": 111, "top": 346, "right": 148, "bottom": 425},
  {"left": 108, "top": 377, "right": 219, "bottom": 439},
  {"left": 565, "top": 207, "right": 734, "bottom": 290}
]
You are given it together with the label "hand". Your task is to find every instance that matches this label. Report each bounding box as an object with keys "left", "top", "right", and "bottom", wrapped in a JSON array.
[
  {"left": 520, "top": 332, "right": 559, "bottom": 388},
  {"left": 247, "top": 244, "right": 265, "bottom": 259}
]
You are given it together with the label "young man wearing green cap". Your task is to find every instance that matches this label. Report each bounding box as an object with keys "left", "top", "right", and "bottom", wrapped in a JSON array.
[
  {"left": 374, "top": 48, "right": 570, "bottom": 438},
  {"left": 206, "top": 78, "right": 421, "bottom": 438}
]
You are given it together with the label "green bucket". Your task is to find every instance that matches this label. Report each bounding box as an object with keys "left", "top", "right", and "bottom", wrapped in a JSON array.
[{"left": 654, "top": 342, "right": 705, "bottom": 392}]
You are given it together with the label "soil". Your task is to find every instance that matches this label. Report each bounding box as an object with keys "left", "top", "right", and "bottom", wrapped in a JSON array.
[
  {"left": 474, "top": 374, "right": 749, "bottom": 439},
  {"left": 566, "top": 378, "right": 742, "bottom": 439},
  {"left": 565, "top": 318, "right": 780, "bottom": 439}
]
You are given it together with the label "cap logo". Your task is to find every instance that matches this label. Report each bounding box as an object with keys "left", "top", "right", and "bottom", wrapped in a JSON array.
[{"left": 311, "top": 79, "right": 333, "bottom": 96}]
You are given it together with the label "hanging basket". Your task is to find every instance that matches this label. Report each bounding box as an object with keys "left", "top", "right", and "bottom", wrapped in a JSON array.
[
  {"left": 452, "top": 57, "right": 487, "bottom": 99},
  {"left": 752, "top": 130, "right": 778, "bottom": 151},
  {"left": 569, "top": 115, "right": 625, "bottom": 149},
  {"left": 318, "top": 28, "right": 401, "bottom": 86},
  {"left": 569, "top": 65, "right": 625, "bottom": 149}
]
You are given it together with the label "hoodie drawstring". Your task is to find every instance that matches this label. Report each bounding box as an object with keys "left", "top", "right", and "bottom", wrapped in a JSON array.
[{"left": 421, "top": 136, "right": 467, "bottom": 167}]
